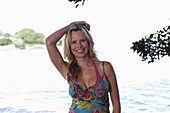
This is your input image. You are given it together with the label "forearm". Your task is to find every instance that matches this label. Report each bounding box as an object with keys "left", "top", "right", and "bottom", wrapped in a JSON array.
[
  {"left": 46, "top": 24, "right": 71, "bottom": 45},
  {"left": 46, "top": 21, "right": 90, "bottom": 46},
  {"left": 112, "top": 104, "right": 121, "bottom": 113}
]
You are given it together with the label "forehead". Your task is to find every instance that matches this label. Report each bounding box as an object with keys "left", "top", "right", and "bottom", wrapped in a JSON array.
[{"left": 71, "top": 30, "right": 86, "bottom": 40}]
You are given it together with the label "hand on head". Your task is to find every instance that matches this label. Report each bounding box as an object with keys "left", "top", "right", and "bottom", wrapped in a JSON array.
[{"left": 70, "top": 21, "right": 90, "bottom": 31}]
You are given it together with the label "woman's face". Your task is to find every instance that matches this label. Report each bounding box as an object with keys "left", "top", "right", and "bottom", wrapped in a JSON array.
[{"left": 70, "top": 30, "right": 89, "bottom": 59}]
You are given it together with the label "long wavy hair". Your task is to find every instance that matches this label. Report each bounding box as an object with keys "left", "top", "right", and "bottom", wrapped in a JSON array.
[{"left": 64, "top": 23, "right": 98, "bottom": 82}]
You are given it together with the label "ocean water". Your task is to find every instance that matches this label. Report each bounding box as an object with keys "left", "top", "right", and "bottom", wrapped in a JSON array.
[{"left": 0, "top": 46, "right": 170, "bottom": 113}]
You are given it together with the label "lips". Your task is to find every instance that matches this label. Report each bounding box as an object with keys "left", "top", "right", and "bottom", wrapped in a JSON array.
[{"left": 76, "top": 49, "right": 85, "bottom": 53}]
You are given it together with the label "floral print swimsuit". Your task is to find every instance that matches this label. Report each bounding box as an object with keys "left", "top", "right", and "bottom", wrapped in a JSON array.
[{"left": 69, "top": 60, "right": 110, "bottom": 113}]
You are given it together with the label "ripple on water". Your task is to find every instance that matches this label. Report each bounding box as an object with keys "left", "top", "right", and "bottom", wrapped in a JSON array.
[
  {"left": 0, "top": 107, "right": 58, "bottom": 113},
  {"left": 133, "top": 101, "right": 146, "bottom": 105},
  {"left": 0, "top": 107, "right": 13, "bottom": 112},
  {"left": 161, "top": 79, "right": 170, "bottom": 85}
]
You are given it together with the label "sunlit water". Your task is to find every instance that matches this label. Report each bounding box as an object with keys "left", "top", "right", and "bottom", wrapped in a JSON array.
[{"left": 0, "top": 45, "right": 170, "bottom": 113}]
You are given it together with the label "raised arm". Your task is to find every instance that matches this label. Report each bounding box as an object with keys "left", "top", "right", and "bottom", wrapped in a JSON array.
[
  {"left": 46, "top": 21, "right": 90, "bottom": 79},
  {"left": 45, "top": 24, "right": 71, "bottom": 79}
]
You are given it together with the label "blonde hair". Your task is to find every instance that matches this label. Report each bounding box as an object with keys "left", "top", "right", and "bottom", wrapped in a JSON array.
[{"left": 63, "top": 23, "right": 98, "bottom": 82}]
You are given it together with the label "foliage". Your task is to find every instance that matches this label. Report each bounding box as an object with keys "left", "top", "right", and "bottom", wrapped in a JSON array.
[
  {"left": 131, "top": 25, "right": 170, "bottom": 63},
  {"left": 15, "top": 38, "right": 25, "bottom": 49},
  {"left": 15, "top": 28, "right": 45, "bottom": 44},
  {"left": 3, "top": 33, "right": 11, "bottom": 38},
  {"left": 0, "top": 28, "right": 45, "bottom": 49},
  {"left": 57, "top": 40, "right": 62, "bottom": 46},
  {"left": 0, "top": 38, "right": 12, "bottom": 46},
  {"left": 68, "top": 0, "right": 87, "bottom": 8}
]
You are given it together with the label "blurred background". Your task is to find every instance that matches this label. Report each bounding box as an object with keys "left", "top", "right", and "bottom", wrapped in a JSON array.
[{"left": 0, "top": 0, "right": 170, "bottom": 112}]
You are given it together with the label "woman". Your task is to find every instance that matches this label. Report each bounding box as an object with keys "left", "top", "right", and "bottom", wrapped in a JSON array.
[{"left": 46, "top": 21, "right": 121, "bottom": 113}]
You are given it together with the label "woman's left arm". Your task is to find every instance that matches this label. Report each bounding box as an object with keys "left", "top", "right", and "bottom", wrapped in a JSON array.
[{"left": 104, "top": 62, "right": 121, "bottom": 113}]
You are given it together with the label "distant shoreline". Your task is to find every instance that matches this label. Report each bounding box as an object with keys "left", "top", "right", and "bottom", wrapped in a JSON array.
[{"left": 0, "top": 44, "right": 46, "bottom": 50}]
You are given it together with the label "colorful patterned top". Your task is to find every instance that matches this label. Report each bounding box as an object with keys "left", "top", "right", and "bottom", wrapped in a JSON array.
[{"left": 68, "top": 61, "right": 110, "bottom": 113}]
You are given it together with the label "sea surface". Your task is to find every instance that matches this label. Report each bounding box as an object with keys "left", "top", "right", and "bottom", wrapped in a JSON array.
[{"left": 0, "top": 45, "right": 170, "bottom": 113}]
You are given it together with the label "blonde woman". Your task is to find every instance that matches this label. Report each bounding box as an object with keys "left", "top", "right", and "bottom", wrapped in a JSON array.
[{"left": 46, "top": 21, "right": 121, "bottom": 113}]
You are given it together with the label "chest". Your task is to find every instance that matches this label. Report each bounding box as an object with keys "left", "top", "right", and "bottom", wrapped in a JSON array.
[{"left": 76, "top": 68, "right": 97, "bottom": 88}]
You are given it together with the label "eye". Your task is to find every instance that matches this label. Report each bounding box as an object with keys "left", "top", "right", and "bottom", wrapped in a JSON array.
[
  {"left": 72, "top": 41, "right": 76, "bottom": 44},
  {"left": 81, "top": 39, "right": 86, "bottom": 42}
]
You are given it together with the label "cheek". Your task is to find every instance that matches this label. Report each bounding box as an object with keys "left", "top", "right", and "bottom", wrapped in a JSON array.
[
  {"left": 85, "top": 42, "right": 89, "bottom": 49},
  {"left": 82, "top": 41, "right": 88, "bottom": 47},
  {"left": 70, "top": 44, "right": 75, "bottom": 52}
]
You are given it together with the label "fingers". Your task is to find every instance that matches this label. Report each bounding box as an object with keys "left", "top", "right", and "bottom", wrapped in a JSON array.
[
  {"left": 81, "top": 21, "right": 90, "bottom": 31},
  {"left": 71, "top": 21, "right": 90, "bottom": 31},
  {"left": 85, "top": 22, "right": 90, "bottom": 31}
]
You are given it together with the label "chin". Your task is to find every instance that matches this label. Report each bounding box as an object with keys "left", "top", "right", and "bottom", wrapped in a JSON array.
[
  {"left": 75, "top": 53, "right": 89, "bottom": 59},
  {"left": 75, "top": 55, "right": 87, "bottom": 58}
]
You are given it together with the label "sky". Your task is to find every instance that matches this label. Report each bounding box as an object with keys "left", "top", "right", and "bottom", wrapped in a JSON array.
[
  {"left": 0, "top": 0, "right": 169, "bottom": 39},
  {"left": 0, "top": 0, "right": 170, "bottom": 60}
]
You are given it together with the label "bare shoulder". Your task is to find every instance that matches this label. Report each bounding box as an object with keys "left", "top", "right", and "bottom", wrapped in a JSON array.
[
  {"left": 103, "top": 61, "right": 116, "bottom": 78},
  {"left": 94, "top": 60, "right": 104, "bottom": 69},
  {"left": 94, "top": 60, "right": 113, "bottom": 70},
  {"left": 93, "top": 60, "right": 104, "bottom": 76},
  {"left": 94, "top": 60, "right": 115, "bottom": 77},
  {"left": 94, "top": 60, "right": 103, "bottom": 66},
  {"left": 104, "top": 61, "right": 113, "bottom": 71}
]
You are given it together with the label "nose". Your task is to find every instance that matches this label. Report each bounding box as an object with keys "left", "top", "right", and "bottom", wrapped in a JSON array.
[{"left": 77, "top": 41, "right": 82, "bottom": 48}]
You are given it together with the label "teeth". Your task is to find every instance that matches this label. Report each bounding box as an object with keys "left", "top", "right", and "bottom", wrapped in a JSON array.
[{"left": 77, "top": 50, "right": 83, "bottom": 52}]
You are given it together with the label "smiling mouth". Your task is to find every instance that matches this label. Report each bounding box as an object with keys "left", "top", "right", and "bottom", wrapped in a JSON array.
[{"left": 76, "top": 49, "right": 85, "bottom": 53}]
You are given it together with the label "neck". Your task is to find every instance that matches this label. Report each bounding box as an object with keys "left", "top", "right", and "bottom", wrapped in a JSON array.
[{"left": 76, "top": 56, "right": 92, "bottom": 67}]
